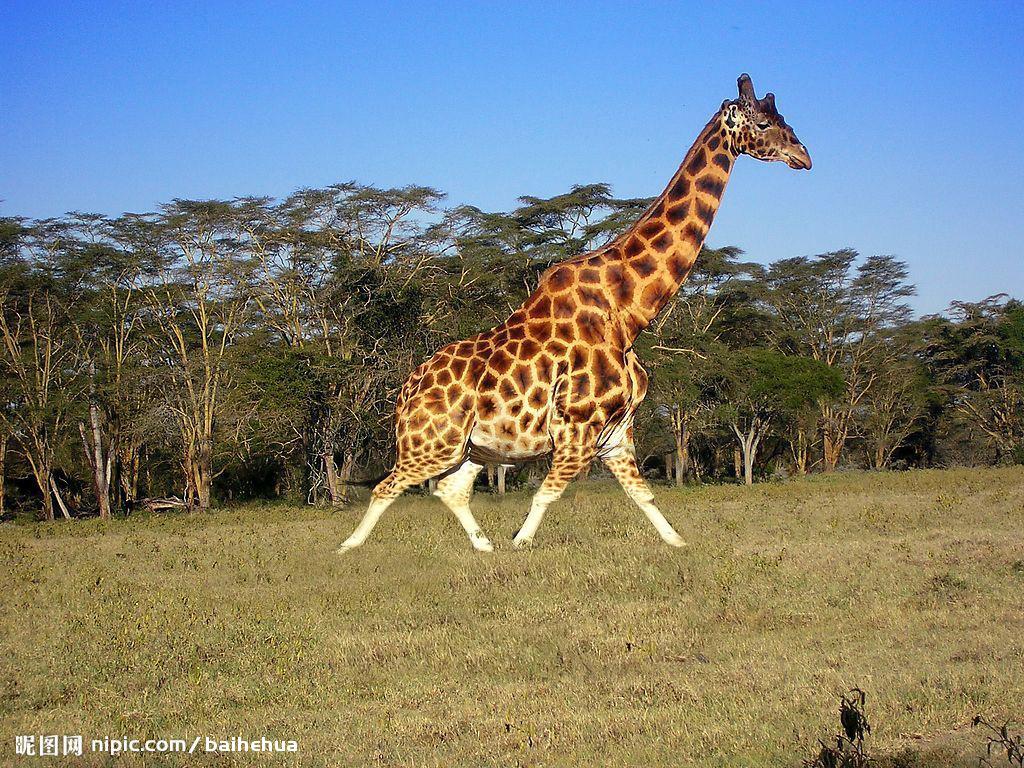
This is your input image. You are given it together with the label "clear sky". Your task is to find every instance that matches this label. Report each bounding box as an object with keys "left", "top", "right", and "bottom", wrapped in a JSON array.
[{"left": 1, "top": 0, "right": 1021, "bottom": 313}]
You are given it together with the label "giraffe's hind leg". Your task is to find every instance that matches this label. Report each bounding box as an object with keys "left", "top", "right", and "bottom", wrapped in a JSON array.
[
  {"left": 336, "top": 431, "right": 469, "bottom": 553},
  {"left": 602, "top": 441, "right": 686, "bottom": 547},
  {"left": 335, "top": 470, "right": 417, "bottom": 553},
  {"left": 434, "top": 460, "right": 492, "bottom": 552}
]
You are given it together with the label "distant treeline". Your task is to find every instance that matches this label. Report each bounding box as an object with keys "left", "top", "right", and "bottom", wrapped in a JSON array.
[{"left": 0, "top": 182, "right": 1021, "bottom": 520}]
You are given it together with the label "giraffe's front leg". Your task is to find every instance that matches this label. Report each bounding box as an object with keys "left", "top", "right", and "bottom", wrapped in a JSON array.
[
  {"left": 602, "top": 442, "right": 686, "bottom": 547},
  {"left": 513, "top": 438, "right": 596, "bottom": 548}
]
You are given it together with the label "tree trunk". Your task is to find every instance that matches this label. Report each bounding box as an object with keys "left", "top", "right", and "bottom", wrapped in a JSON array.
[
  {"left": 86, "top": 362, "right": 111, "bottom": 519},
  {"left": 0, "top": 435, "right": 6, "bottom": 517},
  {"left": 128, "top": 442, "right": 140, "bottom": 502},
  {"left": 182, "top": 441, "right": 196, "bottom": 507},
  {"left": 821, "top": 405, "right": 851, "bottom": 472},
  {"left": 497, "top": 465, "right": 506, "bottom": 495},
  {"left": 664, "top": 453, "right": 673, "bottom": 483},
  {"left": 26, "top": 453, "right": 55, "bottom": 521},
  {"left": 732, "top": 423, "right": 761, "bottom": 487},
  {"left": 126, "top": 442, "right": 141, "bottom": 502},
  {"left": 81, "top": 420, "right": 111, "bottom": 520},
  {"left": 80, "top": 423, "right": 110, "bottom": 519},
  {"left": 675, "top": 429, "right": 689, "bottom": 487},
  {"left": 822, "top": 432, "right": 841, "bottom": 472},
  {"left": 790, "top": 425, "right": 809, "bottom": 476},
  {"left": 337, "top": 449, "right": 356, "bottom": 505},
  {"left": 49, "top": 475, "right": 72, "bottom": 519},
  {"left": 872, "top": 437, "right": 896, "bottom": 471},
  {"left": 670, "top": 406, "right": 690, "bottom": 486},
  {"left": 733, "top": 447, "right": 742, "bottom": 481},
  {"left": 196, "top": 437, "right": 213, "bottom": 511},
  {"left": 116, "top": 431, "right": 142, "bottom": 507},
  {"left": 487, "top": 464, "right": 495, "bottom": 489},
  {"left": 323, "top": 450, "right": 342, "bottom": 506}
]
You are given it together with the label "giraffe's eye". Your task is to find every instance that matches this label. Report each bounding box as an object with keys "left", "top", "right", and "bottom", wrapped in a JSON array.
[{"left": 756, "top": 121, "right": 770, "bottom": 130}]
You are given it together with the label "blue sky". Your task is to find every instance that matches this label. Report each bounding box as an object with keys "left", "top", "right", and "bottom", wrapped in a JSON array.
[{"left": 1, "top": 0, "right": 1021, "bottom": 313}]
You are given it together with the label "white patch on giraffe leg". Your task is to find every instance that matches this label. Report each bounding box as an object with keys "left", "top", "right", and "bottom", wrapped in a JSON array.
[
  {"left": 449, "top": 505, "right": 494, "bottom": 552},
  {"left": 638, "top": 500, "right": 687, "bottom": 547},
  {"left": 335, "top": 495, "right": 395, "bottom": 554}
]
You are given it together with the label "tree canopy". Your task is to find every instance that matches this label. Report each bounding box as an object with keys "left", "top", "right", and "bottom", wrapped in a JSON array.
[{"left": 0, "top": 182, "right": 1018, "bottom": 520}]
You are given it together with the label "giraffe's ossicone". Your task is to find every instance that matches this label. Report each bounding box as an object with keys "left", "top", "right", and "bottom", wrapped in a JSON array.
[{"left": 338, "top": 74, "right": 811, "bottom": 553}]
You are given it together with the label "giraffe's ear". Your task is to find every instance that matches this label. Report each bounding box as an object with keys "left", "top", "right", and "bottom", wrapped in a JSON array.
[{"left": 737, "top": 73, "right": 757, "bottom": 103}]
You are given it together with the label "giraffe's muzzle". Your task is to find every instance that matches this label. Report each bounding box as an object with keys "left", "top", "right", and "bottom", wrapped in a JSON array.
[{"left": 784, "top": 144, "right": 812, "bottom": 170}]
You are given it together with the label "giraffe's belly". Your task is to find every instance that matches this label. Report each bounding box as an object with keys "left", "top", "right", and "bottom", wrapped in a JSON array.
[{"left": 467, "top": 422, "right": 553, "bottom": 463}]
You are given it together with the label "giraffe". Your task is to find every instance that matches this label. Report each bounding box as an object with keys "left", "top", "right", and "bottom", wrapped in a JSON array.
[{"left": 337, "top": 74, "right": 811, "bottom": 553}]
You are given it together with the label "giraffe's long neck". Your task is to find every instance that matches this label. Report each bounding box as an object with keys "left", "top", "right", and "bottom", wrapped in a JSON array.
[{"left": 610, "top": 111, "right": 736, "bottom": 343}]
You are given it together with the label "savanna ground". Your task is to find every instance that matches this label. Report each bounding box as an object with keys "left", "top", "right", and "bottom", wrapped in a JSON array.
[{"left": 1, "top": 467, "right": 1023, "bottom": 767}]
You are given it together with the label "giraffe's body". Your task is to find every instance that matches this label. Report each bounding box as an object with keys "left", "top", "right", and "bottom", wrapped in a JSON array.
[{"left": 339, "top": 75, "right": 811, "bottom": 552}]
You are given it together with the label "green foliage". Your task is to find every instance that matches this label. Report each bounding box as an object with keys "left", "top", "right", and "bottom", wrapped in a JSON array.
[
  {"left": 722, "top": 348, "right": 844, "bottom": 415},
  {"left": 0, "top": 178, "right": 1019, "bottom": 515},
  {"left": 920, "top": 296, "right": 1024, "bottom": 464}
]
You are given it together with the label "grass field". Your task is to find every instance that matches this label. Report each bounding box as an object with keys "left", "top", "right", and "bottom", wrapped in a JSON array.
[{"left": 2, "top": 467, "right": 1023, "bottom": 767}]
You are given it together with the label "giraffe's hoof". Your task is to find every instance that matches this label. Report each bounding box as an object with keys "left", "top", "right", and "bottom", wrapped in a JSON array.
[
  {"left": 472, "top": 539, "right": 495, "bottom": 553},
  {"left": 512, "top": 535, "right": 534, "bottom": 549},
  {"left": 663, "top": 534, "right": 688, "bottom": 548},
  {"left": 335, "top": 543, "right": 358, "bottom": 555}
]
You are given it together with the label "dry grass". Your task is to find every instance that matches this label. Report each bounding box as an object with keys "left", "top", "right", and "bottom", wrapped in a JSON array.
[{"left": 1, "top": 467, "right": 1023, "bottom": 766}]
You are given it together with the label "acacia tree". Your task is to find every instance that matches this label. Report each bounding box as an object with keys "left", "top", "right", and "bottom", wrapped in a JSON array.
[
  {"left": 0, "top": 289, "right": 82, "bottom": 519},
  {"left": 644, "top": 246, "right": 753, "bottom": 483},
  {"left": 242, "top": 184, "right": 450, "bottom": 504},
  {"left": 320, "top": 185, "right": 450, "bottom": 501},
  {"left": 146, "top": 201, "right": 254, "bottom": 511},
  {"left": 923, "top": 296, "right": 1024, "bottom": 464},
  {"left": 87, "top": 214, "right": 173, "bottom": 509},
  {"left": 0, "top": 219, "right": 89, "bottom": 519},
  {"left": 12, "top": 211, "right": 152, "bottom": 518},
  {"left": 511, "top": 183, "right": 651, "bottom": 264},
  {"left": 0, "top": 216, "right": 25, "bottom": 517},
  {"left": 234, "top": 194, "right": 333, "bottom": 500},
  {"left": 650, "top": 357, "right": 717, "bottom": 484},
  {"left": 48, "top": 213, "right": 143, "bottom": 518},
  {"left": 717, "top": 349, "right": 843, "bottom": 485},
  {"left": 450, "top": 184, "right": 652, "bottom": 330},
  {"left": 784, "top": 405, "right": 820, "bottom": 476},
  {"left": 763, "top": 251, "right": 914, "bottom": 471},
  {"left": 859, "top": 347, "right": 931, "bottom": 469}
]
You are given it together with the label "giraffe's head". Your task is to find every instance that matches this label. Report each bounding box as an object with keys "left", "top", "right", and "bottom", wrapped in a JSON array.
[{"left": 720, "top": 74, "right": 812, "bottom": 170}]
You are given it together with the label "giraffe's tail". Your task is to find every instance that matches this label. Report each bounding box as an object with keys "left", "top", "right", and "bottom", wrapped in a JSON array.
[{"left": 338, "top": 471, "right": 390, "bottom": 488}]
